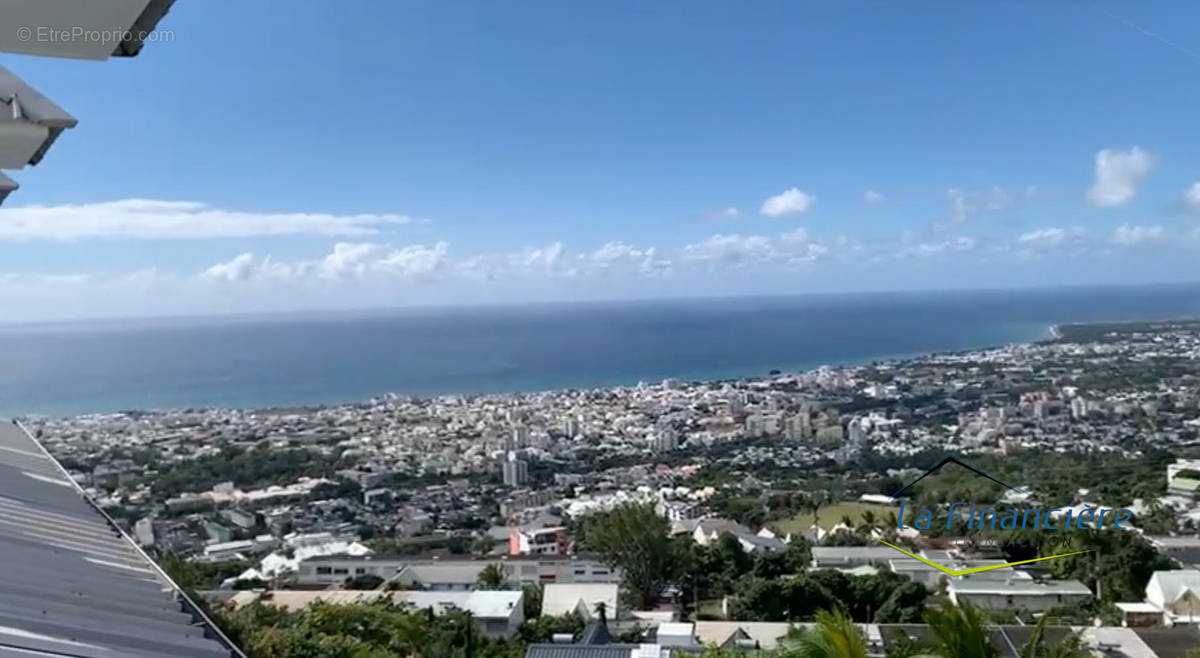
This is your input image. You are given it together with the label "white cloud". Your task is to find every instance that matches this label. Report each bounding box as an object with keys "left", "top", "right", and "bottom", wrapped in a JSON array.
[
  {"left": 202, "top": 254, "right": 296, "bottom": 282},
  {"left": 702, "top": 207, "right": 743, "bottom": 221},
  {"left": 204, "top": 253, "right": 259, "bottom": 282},
  {"left": 586, "top": 242, "right": 671, "bottom": 275},
  {"left": 778, "top": 229, "right": 830, "bottom": 262},
  {"left": 863, "top": 190, "right": 884, "bottom": 207},
  {"left": 1183, "top": 182, "right": 1200, "bottom": 212},
  {"left": 0, "top": 199, "right": 416, "bottom": 240},
  {"left": 202, "top": 242, "right": 450, "bottom": 283},
  {"left": 221, "top": 240, "right": 672, "bottom": 283},
  {"left": 316, "top": 241, "right": 450, "bottom": 279},
  {"left": 941, "top": 185, "right": 1020, "bottom": 226},
  {"left": 316, "top": 243, "right": 390, "bottom": 278},
  {"left": 947, "top": 188, "right": 970, "bottom": 223},
  {"left": 513, "top": 243, "right": 565, "bottom": 272},
  {"left": 760, "top": 188, "right": 815, "bottom": 217},
  {"left": 1086, "top": 147, "right": 1154, "bottom": 207},
  {"left": 982, "top": 185, "right": 1015, "bottom": 212},
  {"left": 457, "top": 243, "right": 574, "bottom": 280},
  {"left": 683, "top": 234, "right": 775, "bottom": 264},
  {"left": 1111, "top": 224, "right": 1166, "bottom": 246},
  {"left": 896, "top": 236, "right": 976, "bottom": 259},
  {"left": 682, "top": 230, "right": 829, "bottom": 266},
  {"left": 1016, "top": 226, "right": 1086, "bottom": 251}
]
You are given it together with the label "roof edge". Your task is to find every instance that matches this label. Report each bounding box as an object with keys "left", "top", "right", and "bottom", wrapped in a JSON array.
[
  {"left": 11, "top": 418, "right": 248, "bottom": 658},
  {"left": 113, "top": 0, "right": 178, "bottom": 57}
]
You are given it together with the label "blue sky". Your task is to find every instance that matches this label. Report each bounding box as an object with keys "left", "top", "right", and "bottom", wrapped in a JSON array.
[{"left": 3, "top": 0, "right": 1200, "bottom": 320}]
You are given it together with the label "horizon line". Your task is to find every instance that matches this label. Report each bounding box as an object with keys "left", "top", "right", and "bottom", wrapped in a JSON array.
[{"left": 4, "top": 279, "right": 1200, "bottom": 329}]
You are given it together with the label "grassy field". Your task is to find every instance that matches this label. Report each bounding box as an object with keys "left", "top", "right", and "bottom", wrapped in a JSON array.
[{"left": 771, "top": 501, "right": 897, "bottom": 534}]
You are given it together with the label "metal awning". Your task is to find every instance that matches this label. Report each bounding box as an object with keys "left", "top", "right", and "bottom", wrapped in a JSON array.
[
  {"left": 0, "top": 0, "right": 177, "bottom": 60},
  {"left": 0, "top": 0, "right": 177, "bottom": 205},
  {"left": 0, "top": 65, "right": 78, "bottom": 167},
  {"left": 0, "top": 171, "right": 15, "bottom": 205},
  {"left": 0, "top": 64, "right": 77, "bottom": 205}
]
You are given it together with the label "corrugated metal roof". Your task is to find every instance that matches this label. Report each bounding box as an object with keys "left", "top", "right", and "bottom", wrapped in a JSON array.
[
  {"left": 0, "top": 420, "right": 243, "bottom": 657},
  {"left": 525, "top": 646, "right": 644, "bottom": 658},
  {"left": 1134, "top": 626, "right": 1200, "bottom": 658}
]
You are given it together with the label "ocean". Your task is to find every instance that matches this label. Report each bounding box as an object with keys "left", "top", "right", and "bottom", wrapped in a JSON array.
[{"left": 3, "top": 284, "right": 1200, "bottom": 418}]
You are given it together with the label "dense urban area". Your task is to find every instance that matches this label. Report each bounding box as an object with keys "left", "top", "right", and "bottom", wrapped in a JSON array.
[{"left": 21, "top": 319, "right": 1200, "bottom": 657}]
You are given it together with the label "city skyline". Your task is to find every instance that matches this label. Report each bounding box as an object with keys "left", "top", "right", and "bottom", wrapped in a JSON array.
[{"left": 3, "top": 1, "right": 1200, "bottom": 320}]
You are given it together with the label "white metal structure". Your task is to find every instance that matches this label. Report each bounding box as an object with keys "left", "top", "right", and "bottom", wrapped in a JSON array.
[
  {"left": 0, "top": 0, "right": 174, "bottom": 60},
  {"left": 0, "top": 64, "right": 77, "bottom": 198},
  {"left": 0, "top": 0, "right": 176, "bottom": 205},
  {"left": 0, "top": 171, "right": 15, "bottom": 205}
]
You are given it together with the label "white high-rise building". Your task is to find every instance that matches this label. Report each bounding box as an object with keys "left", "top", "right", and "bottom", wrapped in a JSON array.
[
  {"left": 848, "top": 417, "right": 867, "bottom": 448},
  {"left": 1070, "top": 397, "right": 1089, "bottom": 420},
  {"left": 562, "top": 416, "right": 581, "bottom": 438},
  {"left": 502, "top": 451, "right": 528, "bottom": 487},
  {"left": 785, "top": 413, "right": 813, "bottom": 441},
  {"left": 653, "top": 428, "right": 679, "bottom": 452}
]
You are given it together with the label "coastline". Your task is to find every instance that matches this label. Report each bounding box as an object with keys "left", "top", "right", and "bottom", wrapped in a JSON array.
[
  {"left": 5, "top": 286, "right": 1200, "bottom": 418},
  {"left": 15, "top": 332, "right": 1049, "bottom": 419}
]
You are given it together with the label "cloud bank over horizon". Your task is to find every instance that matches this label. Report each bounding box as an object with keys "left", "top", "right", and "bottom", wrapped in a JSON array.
[{"left": 2, "top": 145, "right": 1199, "bottom": 321}]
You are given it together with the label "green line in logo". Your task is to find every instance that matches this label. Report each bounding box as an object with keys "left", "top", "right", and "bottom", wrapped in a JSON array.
[{"left": 870, "top": 536, "right": 1093, "bottom": 576}]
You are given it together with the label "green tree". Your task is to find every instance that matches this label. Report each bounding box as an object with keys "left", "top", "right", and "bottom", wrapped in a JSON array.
[
  {"left": 779, "top": 608, "right": 868, "bottom": 658},
  {"left": 476, "top": 563, "right": 506, "bottom": 590},
  {"left": 874, "top": 580, "right": 927, "bottom": 623},
  {"left": 516, "top": 612, "right": 584, "bottom": 644},
  {"left": 859, "top": 510, "right": 879, "bottom": 532},
  {"left": 343, "top": 574, "right": 384, "bottom": 590},
  {"left": 729, "top": 577, "right": 790, "bottom": 621},
  {"left": 921, "top": 602, "right": 997, "bottom": 658},
  {"left": 698, "top": 648, "right": 753, "bottom": 657},
  {"left": 582, "top": 503, "right": 689, "bottom": 609},
  {"left": 1017, "top": 614, "right": 1088, "bottom": 658},
  {"left": 522, "top": 584, "right": 543, "bottom": 620},
  {"left": 215, "top": 600, "right": 526, "bottom": 658},
  {"left": 473, "top": 534, "right": 497, "bottom": 555},
  {"left": 158, "top": 553, "right": 254, "bottom": 590}
]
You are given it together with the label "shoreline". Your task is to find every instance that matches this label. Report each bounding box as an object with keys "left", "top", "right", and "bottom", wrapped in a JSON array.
[
  {"left": 15, "top": 335, "right": 1048, "bottom": 420},
  {"left": 9, "top": 311, "right": 1200, "bottom": 420}
]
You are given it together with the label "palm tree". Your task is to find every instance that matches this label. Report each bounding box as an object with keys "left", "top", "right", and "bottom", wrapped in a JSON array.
[
  {"left": 859, "top": 510, "right": 879, "bottom": 534},
  {"left": 921, "top": 603, "right": 998, "bottom": 658},
  {"left": 894, "top": 603, "right": 1086, "bottom": 658},
  {"left": 1017, "top": 615, "right": 1088, "bottom": 658},
  {"left": 475, "top": 563, "right": 506, "bottom": 590},
  {"left": 779, "top": 608, "right": 868, "bottom": 658}
]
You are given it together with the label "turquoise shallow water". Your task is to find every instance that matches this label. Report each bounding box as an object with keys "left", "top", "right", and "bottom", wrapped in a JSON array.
[{"left": 2, "top": 284, "right": 1199, "bottom": 417}]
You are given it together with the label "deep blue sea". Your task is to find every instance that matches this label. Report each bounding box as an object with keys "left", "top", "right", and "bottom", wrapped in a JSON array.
[{"left": 3, "top": 285, "right": 1200, "bottom": 417}]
